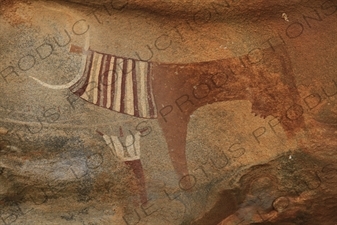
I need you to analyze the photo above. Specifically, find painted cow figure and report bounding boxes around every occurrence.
[32,44,304,200]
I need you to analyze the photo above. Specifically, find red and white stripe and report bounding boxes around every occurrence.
[70,50,157,119]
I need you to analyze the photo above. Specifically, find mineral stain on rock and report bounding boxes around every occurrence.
[193,151,337,224]
[190,189,242,225]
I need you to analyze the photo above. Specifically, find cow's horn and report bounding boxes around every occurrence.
[29,50,88,90]
[29,71,83,89]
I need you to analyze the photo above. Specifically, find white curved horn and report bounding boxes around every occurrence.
[29,64,84,89]
[30,18,90,90]
[29,46,89,89]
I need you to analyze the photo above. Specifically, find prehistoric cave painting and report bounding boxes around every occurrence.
[69,49,157,119]
[96,129,147,204]
[32,44,304,187]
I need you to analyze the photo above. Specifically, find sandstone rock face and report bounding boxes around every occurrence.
[0,0,336,224]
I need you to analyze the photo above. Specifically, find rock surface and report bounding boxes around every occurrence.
[0,0,336,224]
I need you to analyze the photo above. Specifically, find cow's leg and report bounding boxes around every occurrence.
[124,160,148,204]
[151,61,204,187]
[97,130,148,204]
[151,62,221,187]
[157,114,191,187]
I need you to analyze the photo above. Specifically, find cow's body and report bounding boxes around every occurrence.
[69,50,158,119]
[67,45,304,188]
[151,45,304,184]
